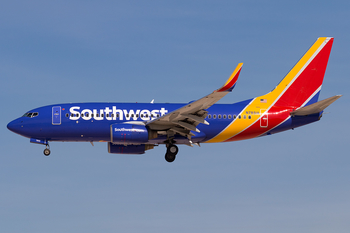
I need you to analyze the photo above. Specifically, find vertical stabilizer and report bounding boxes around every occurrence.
[269,37,334,108]
[206,38,335,143]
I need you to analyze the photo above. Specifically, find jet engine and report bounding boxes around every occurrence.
[108,143,154,154]
[110,123,149,144]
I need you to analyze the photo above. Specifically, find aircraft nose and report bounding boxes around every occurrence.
[7,119,22,134]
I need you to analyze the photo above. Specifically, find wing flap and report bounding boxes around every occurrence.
[174,121,200,133]
[169,127,195,137]
[181,114,209,125]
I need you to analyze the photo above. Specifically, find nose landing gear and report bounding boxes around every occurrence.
[165,144,178,163]
[43,144,50,156]
[29,138,51,156]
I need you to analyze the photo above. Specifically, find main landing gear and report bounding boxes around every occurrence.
[165,144,178,163]
[43,144,50,156]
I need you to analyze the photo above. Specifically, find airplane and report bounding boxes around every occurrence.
[7,37,341,162]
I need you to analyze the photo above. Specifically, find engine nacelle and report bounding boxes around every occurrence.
[108,143,154,154]
[110,123,149,144]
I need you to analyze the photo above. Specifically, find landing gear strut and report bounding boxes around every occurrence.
[165,144,178,163]
[43,144,50,156]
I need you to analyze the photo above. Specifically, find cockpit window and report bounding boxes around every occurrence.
[22,112,39,118]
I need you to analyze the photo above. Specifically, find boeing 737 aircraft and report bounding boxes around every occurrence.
[7,37,341,162]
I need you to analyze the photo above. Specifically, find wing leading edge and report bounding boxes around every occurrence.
[146,63,243,143]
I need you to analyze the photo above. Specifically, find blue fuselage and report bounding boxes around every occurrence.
[7,100,320,145]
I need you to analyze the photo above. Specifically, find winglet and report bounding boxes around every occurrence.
[216,63,243,92]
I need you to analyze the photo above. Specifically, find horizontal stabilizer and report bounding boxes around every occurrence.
[291,95,342,116]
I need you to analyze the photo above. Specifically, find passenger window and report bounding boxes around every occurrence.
[238,115,241,119]
[213,114,217,119]
[223,115,227,119]
[66,113,69,117]
[208,115,211,119]
[218,114,221,119]
[233,115,237,119]
[228,115,232,119]
[248,115,251,119]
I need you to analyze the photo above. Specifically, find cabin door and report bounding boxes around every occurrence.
[52,106,61,125]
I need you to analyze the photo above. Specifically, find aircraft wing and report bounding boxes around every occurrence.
[146,63,243,140]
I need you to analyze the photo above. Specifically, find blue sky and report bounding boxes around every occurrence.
[1,1,349,232]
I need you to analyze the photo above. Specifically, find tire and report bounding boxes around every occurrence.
[43,148,50,156]
[167,144,178,155]
[165,153,176,163]
[165,144,178,162]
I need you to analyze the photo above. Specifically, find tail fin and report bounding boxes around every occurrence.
[267,37,334,108]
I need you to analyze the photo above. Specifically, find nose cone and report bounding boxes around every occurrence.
[7,118,23,134]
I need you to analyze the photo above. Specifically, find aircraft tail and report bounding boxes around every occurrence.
[290,95,341,116]
[265,37,334,109]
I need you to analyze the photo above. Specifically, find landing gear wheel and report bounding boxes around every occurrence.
[165,144,178,163]
[165,152,176,163]
[43,148,50,156]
